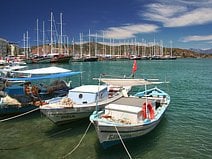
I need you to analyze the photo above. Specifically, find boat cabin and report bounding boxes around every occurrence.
[68,85,108,104]
[104,103,142,124]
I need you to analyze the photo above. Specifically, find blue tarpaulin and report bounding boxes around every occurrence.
[6,71,81,81]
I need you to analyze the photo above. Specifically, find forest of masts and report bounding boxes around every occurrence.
[22,12,173,58]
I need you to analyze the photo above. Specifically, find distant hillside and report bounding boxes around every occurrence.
[173,48,212,58]
[189,48,212,54]
[1,36,212,58]
[28,43,212,58]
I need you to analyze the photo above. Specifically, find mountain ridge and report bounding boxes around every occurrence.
[189,48,212,54]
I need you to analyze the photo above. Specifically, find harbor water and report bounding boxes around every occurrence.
[0,58,211,159]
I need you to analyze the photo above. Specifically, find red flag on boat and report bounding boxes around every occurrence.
[132,60,137,73]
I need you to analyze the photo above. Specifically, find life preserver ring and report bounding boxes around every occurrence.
[141,102,155,119]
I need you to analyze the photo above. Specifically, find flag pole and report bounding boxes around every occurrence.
[131,60,137,78]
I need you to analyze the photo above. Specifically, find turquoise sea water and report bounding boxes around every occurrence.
[0,58,211,159]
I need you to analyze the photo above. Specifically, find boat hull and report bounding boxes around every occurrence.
[0,104,38,116]
[93,115,163,148]
[40,93,123,124]
[41,106,97,124]
[83,57,98,62]
[50,56,71,63]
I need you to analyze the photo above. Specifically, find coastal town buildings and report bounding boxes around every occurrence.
[0,38,8,58]
[0,37,20,59]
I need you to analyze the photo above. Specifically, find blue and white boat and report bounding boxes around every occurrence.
[0,66,81,116]
[90,81,170,149]
[0,64,27,78]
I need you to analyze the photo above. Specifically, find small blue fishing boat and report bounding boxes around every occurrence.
[0,66,81,116]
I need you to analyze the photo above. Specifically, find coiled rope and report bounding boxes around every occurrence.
[62,122,92,159]
[114,126,132,159]
[0,107,40,122]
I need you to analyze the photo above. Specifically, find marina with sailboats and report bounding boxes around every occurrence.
[0,58,211,159]
[0,0,212,158]
[18,11,182,65]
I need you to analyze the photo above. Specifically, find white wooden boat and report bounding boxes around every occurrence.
[90,86,170,148]
[40,84,128,124]
[0,65,27,78]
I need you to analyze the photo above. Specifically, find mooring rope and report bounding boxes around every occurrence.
[62,122,92,159]
[114,126,132,159]
[0,107,40,122]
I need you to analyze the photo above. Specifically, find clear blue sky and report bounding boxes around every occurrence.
[0,0,211,49]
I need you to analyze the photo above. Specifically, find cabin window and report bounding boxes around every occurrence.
[100,92,103,98]
[79,94,83,99]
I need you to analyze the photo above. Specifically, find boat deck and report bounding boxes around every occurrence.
[112,97,152,107]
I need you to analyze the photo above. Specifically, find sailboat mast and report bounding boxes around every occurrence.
[89,29,91,57]
[80,33,83,58]
[153,37,156,56]
[102,31,105,56]
[50,12,53,54]
[26,31,29,59]
[160,40,163,56]
[124,40,126,57]
[60,13,63,54]
[23,33,26,58]
[137,41,140,56]
[72,38,75,56]
[134,38,137,55]
[112,38,114,55]
[42,21,45,55]
[66,36,69,55]
[95,33,97,57]
[36,19,39,56]
[109,38,111,57]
